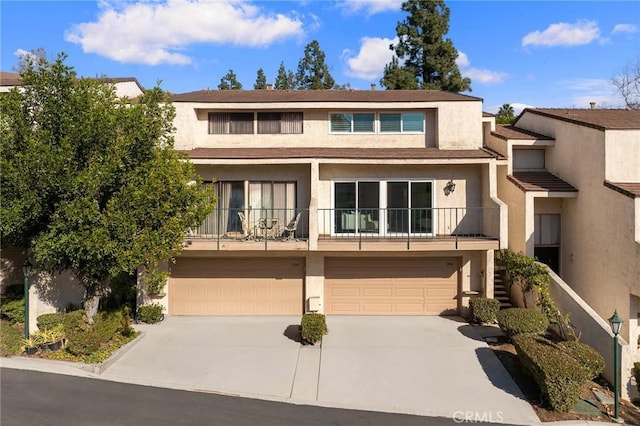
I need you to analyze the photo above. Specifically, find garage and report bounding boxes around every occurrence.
[169,258,304,315]
[324,258,459,315]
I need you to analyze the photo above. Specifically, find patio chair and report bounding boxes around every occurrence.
[281,212,302,241]
[237,211,254,239]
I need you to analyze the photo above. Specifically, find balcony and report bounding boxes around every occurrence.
[184,207,500,251]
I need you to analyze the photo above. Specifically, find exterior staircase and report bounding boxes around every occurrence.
[494,269,513,309]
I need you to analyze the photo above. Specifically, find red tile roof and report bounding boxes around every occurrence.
[492,125,554,141]
[520,108,640,130]
[171,89,482,103]
[604,181,640,198]
[182,147,500,160]
[508,171,578,193]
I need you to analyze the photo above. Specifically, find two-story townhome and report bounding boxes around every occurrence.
[142,88,507,318]
[487,107,640,385]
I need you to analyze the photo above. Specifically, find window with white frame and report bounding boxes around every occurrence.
[329,113,375,133]
[379,112,424,133]
[333,180,433,234]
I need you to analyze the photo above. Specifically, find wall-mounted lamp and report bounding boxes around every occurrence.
[444,180,456,196]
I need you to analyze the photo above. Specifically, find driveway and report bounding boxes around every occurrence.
[98,315,539,424]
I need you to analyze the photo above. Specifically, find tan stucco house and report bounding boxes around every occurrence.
[138,88,507,317]
[487,107,640,352]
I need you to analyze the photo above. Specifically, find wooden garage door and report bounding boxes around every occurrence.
[170,258,304,315]
[325,258,459,315]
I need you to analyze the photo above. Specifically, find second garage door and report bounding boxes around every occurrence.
[325,258,459,315]
[169,258,304,315]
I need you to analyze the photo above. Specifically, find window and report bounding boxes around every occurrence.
[257,112,303,134]
[379,112,424,133]
[330,113,375,133]
[333,180,433,234]
[208,113,254,134]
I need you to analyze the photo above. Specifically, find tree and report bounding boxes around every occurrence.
[295,40,335,90]
[274,61,296,90]
[611,57,639,109]
[0,52,215,321]
[218,69,242,90]
[381,0,471,92]
[254,68,267,90]
[496,103,516,124]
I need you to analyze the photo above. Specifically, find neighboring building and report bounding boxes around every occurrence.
[487,107,640,354]
[0,72,22,92]
[139,88,507,317]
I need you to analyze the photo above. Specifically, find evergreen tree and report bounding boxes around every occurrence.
[274,62,296,90]
[218,69,243,90]
[380,57,418,90]
[295,40,335,90]
[254,68,267,90]
[381,0,471,92]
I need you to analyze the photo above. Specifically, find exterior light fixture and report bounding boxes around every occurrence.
[444,180,456,196]
[22,258,33,339]
[608,310,623,422]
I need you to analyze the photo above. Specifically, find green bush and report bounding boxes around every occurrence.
[37,313,66,330]
[137,303,164,324]
[512,334,589,412]
[300,313,328,345]
[497,308,549,337]
[469,297,501,324]
[0,323,23,356]
[0,298,24,324]
[558,341,604,379]
[63,310,89,335]
[66,330,102,356]
[93,311,122,342]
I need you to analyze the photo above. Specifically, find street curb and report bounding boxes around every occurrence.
[95,330,146,374]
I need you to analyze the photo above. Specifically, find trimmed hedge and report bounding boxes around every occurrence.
[37,313,66,330]
[0,323,23,356]
[137,303,164,324]
[512,335,589,412]
[558,341,604,380]
[497,308,549,337]
[0,298,24,324]
[300,313,328,345]
[469,297,501,324]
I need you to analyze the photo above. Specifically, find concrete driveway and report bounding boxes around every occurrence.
[97,315,539,424]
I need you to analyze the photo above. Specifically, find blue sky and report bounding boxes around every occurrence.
[2,1,639,113]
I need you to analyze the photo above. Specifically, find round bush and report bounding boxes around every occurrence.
[300,313,328,345]
[558,341,605,379]
[497,307,549,337]
[66,331,102,356]
[37,313,66,330]
[137,303,164,324]
[469,297,501,324]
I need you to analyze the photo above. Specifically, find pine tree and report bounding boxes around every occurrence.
[254,68,267,90]
[295,40,335,90]
[218,69,243,90]
[274,62,296,90]
[381,0,471,92]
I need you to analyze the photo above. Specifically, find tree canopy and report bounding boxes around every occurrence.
[254,68,267,90]
[496,103,516,124]
[611,56,639,109]
[0,52,215,319]
[274,62,296,90]
[381,0,471,92]
[295,40,335,90]
[218,69,243,90]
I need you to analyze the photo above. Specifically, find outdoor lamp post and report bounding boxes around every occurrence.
[608,310,623,421]
[22,258,33,339]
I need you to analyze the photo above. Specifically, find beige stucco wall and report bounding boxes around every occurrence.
[497,165,526,254]
[604,129,640,182]
[114,81,143,99]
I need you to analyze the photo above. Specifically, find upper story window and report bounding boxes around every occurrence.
[330,113,375,133]
[209,112,253,134]
[257,112,303,134]
[379,112,424,133]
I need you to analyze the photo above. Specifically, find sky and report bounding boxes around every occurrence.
[1,0,639,113]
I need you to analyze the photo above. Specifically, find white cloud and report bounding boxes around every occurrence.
[522,20,600,47]
[339,0,402,16]
[13,48,31,59]
[457,51,508,85]
[344,36,396,80]
[558,78,623,108]
[65,0,304,65]
[612,23,638,34]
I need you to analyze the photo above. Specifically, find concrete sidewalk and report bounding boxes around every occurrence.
[0,316,612,425]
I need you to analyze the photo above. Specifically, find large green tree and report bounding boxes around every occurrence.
[254,68,267,90]
[381,0,471,92]
[218,69,243,90]
[295,40,335,90]
[0,52,215,321]
[274,62,296,90]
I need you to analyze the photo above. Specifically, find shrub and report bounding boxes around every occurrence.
[0,298,24,324]
[497,308,549,337]
[63,310,89,335]
[300,313,327,345]
[558,341,604,379]
[469,297,501,324]
[66,331,102,356]
[37,313,66,330]
[137,303,164,324]
[93,311,122,342]
[0,323,23,356]
[512,334,589,412]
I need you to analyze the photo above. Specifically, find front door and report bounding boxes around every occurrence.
[534,214,560,273]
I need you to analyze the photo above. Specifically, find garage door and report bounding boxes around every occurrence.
[325,258,459,315]
[169,258,304,315]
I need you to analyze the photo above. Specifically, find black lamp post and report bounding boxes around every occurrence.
[608,310,623,422]
[22,259,33,339]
